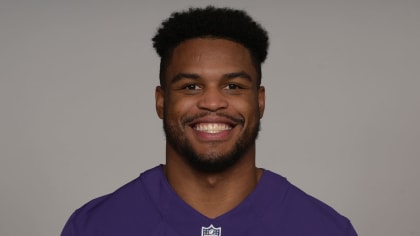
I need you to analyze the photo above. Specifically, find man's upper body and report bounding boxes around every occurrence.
[62,166,357,236]
[62,6,357,235]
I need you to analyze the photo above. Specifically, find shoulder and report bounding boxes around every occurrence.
[61,166,164,236]
[256,170,357,235]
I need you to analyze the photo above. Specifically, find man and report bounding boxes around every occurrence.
[62,6,357,236]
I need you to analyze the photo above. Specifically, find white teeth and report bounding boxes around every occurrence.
[194,123,232,133]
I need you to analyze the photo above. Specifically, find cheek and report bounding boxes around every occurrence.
[232,96,260,117]
[166,97,197,119]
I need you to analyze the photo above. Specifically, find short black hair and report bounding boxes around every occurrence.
[152,6,269,87]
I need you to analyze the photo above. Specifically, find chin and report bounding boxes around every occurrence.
[183,146,245,173]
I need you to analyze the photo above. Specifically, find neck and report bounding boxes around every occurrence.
[164,144,262,219]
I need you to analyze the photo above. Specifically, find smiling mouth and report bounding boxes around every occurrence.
[194,123,232,133]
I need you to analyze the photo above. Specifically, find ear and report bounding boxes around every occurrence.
[155,86,164,119]
[258,86,265,118]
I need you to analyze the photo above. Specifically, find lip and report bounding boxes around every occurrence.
[192,126,233,141]
[187,116,239,141]
[190,116,236,126]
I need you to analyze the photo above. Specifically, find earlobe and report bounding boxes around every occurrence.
[155,86,164,119]
[258,86,265,118]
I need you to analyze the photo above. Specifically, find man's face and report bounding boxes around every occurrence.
[156,38,265,173]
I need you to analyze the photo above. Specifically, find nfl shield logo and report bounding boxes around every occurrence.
[201,224,221,236]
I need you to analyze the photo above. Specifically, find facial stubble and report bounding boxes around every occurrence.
[163,111,260,173]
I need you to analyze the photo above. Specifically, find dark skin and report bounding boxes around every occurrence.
[155,38,265,218]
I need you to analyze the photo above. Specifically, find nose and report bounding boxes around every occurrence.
[197,87,228,112]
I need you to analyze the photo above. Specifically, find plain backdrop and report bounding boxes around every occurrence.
[1,0,419,235]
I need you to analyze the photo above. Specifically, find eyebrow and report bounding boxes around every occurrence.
[170,71,253,84]
[223,71,253,82]
[170,73,201,84]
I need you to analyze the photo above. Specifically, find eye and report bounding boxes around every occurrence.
[184,84,201,90]
[224,84,241,90]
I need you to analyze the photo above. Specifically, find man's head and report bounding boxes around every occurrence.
[153,6,269,173]
[152,6,269,88]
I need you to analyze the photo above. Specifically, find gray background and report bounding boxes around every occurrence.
[1,0,419,235]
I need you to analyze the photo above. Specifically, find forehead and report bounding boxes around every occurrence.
[165,38,257,82]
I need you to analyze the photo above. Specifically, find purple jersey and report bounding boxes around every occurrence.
[62,165,357,235]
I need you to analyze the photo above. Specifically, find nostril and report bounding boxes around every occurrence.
[197,91,228,111]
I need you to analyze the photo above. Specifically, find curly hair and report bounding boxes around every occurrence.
[152,6,269,87]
